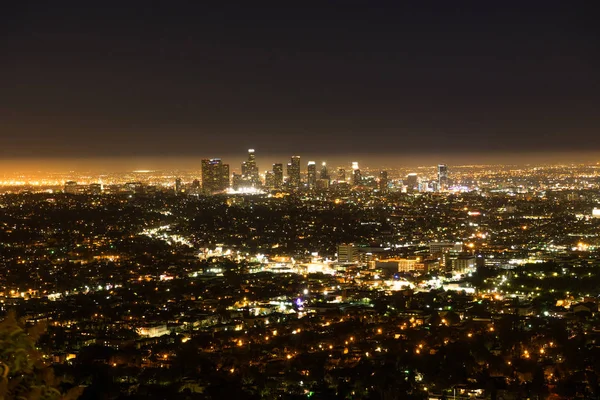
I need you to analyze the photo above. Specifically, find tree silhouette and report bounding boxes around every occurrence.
[0,311,82,400]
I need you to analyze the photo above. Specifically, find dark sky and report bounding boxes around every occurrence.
[1,2,599,160]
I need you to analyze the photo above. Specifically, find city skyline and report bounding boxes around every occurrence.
[3,3,600,399]
[3,150,600,176]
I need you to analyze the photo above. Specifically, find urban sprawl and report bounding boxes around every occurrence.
[2,150,600,399]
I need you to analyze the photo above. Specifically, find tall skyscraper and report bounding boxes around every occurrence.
[175,178,182,194]
[273,163,284,189]
[242,149,260,187]
[307,161,317,188]
[320,162,330,181]
[438,164,449,191]
[264,171,275,189]
[287,156,301,189]
[231,172,243,190]
[352,162,362,186]
[201,158,230,193]
[190,179,200,195]
[379,171,388,192]
[406,173,418,191]
[337,168,346,182]
[222,163,230,190]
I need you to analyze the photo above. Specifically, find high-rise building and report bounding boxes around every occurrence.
[222,164,230,190]
[287,156,301,189]
[406,173,418,191]
[320,162,330,182]
[307,161,317,188]
[175,178,182,194]
[379,171,388,192]
[438,164,449,191]
[337,168,346,182]
[190,179,200,195]
[451,255,476,274]
[64,181,79,194]
[264,171,275,189]
[242,149,260,187]
[273,163,284,189]
[201,158,230,193]
[231,172,243,190]
[352,162,362,186]
[338,244,359,263]
[89,183,102,195]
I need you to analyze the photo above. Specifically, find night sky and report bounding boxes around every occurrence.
[1,2,599,164]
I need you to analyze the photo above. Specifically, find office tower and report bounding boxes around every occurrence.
[222,163,230,190]
[287,156,301,189]
[175,178,182,194]
[316,178,330,190]
[337,168,346,182]
[125,182,144,194]
[438,164,449,191]
[201,158,230,193]
[89,183,102,195]
[265,171,275,189]
[352,162,362,186]
[320,162,330,182]
[307,161,317,188]
[231,172,243,190]
[272,163,284,189]
[379,170,388,192]
[242,149,260,187]
[64,181,78,194]
[190,179,200,194]
[406,173,418,191]
[337,244,359,262]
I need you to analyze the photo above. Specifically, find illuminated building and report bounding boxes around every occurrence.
[241,149,260,187]
[307,161,317,188]
[337,168,346,182]
[337,244,359,262]
[379,170,388,192]
[320,162,330,182]
[125,182,144,194]
[64,181,79,194]
[265,171,275,189]
[89,183,102,195]
[451,255,476,273]
[287,156,301,189]
[352,162,362,186]
[136,324,170,338]
[272,163,283,189]
[438,164,449,191]
[373,257,436,273]
[221,164,230,191]
[201,158,230,193]
[429,242,463,255]
[190,179,200,195]
[406,173,418,191]
[175,178,182,194]
[231,173,243,190]
[316,178,330,190]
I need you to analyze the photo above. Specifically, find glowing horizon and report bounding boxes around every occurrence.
[1,150,600,177]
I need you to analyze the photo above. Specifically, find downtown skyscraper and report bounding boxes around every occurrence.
[287,156,301,189]
[307,161,317,188]
[201,159,230,193]
[241,149,260,187]
[438,164,449,191]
